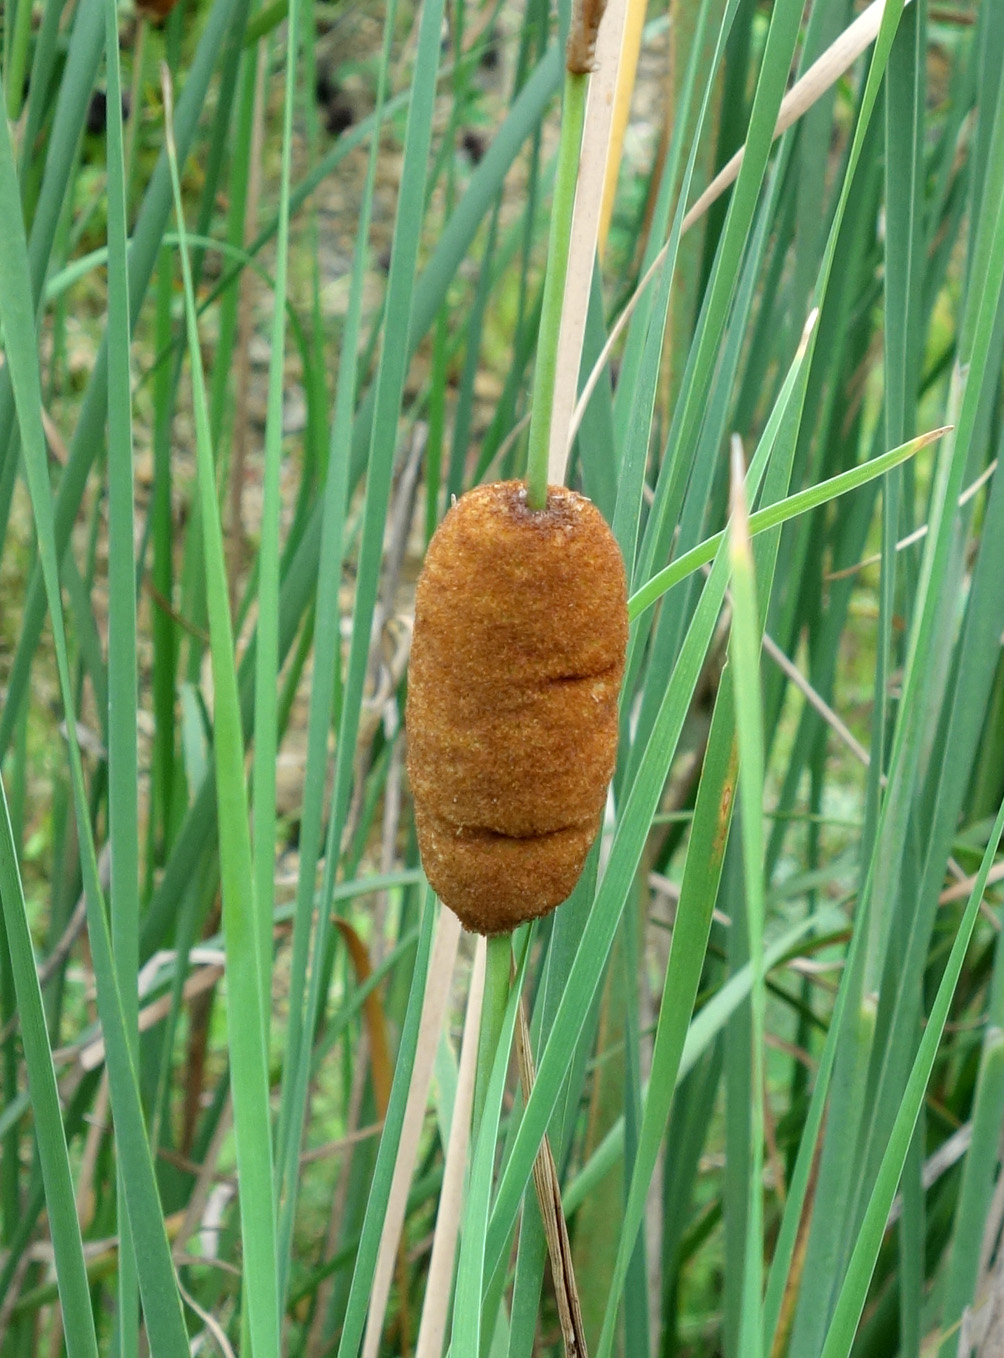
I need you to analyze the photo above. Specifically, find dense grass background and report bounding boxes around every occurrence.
[1,0,1003,1354]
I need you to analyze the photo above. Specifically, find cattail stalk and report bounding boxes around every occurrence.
[418,0,615,1236]
[525,0,609,509]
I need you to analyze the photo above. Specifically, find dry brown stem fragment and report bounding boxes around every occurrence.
[567,0,609,73]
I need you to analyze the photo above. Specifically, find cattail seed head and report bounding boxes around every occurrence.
[406,480,627,934]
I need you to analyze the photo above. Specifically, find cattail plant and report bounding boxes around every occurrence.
[403,10,624,1348]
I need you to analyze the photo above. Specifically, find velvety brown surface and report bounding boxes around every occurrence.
[406,480,627,934]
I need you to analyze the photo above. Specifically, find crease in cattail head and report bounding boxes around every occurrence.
[566,0,609,73]
[406,480,627,935]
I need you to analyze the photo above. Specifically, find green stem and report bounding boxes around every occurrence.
[5,0,34,122]
[525,69,588,510]
[473,934,513,1144]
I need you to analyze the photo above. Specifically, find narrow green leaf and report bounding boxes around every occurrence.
[103,0,141,1347]
[252,0,300,1029]
[820,799,1004,1358]
[0,65,189,1358]
[727,445,768,1358]
[0,784,97,1354]
[274,0,400,1300]
[162,66,279,1357]
[628,427,948,622]
[594,665,737,1352]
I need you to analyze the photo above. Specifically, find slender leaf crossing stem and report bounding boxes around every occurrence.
[525,71,587,508]
[104,0,140,1349]
[474,934,514,1144]
[728,445,767,1358]
[627,427,947,621]
[163,66,280,1358]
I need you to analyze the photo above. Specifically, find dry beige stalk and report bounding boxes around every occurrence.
[76,1072,109,1231]
[414,936,486,1358]
[568,0,910,452]
[360,907,462,1358]
[825,458,997,581]
[939,861,1004,907]
[683,0,908,231]
[178,1278,238,1357]
[761,631,871,771]
[960,1243,1004,1357]
[67,959,225,1073]
[172,1093,234,1265]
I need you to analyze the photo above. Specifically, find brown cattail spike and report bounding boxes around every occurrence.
[406,481,627,935]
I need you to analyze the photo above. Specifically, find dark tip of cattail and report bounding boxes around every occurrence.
[406,480,627,935]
